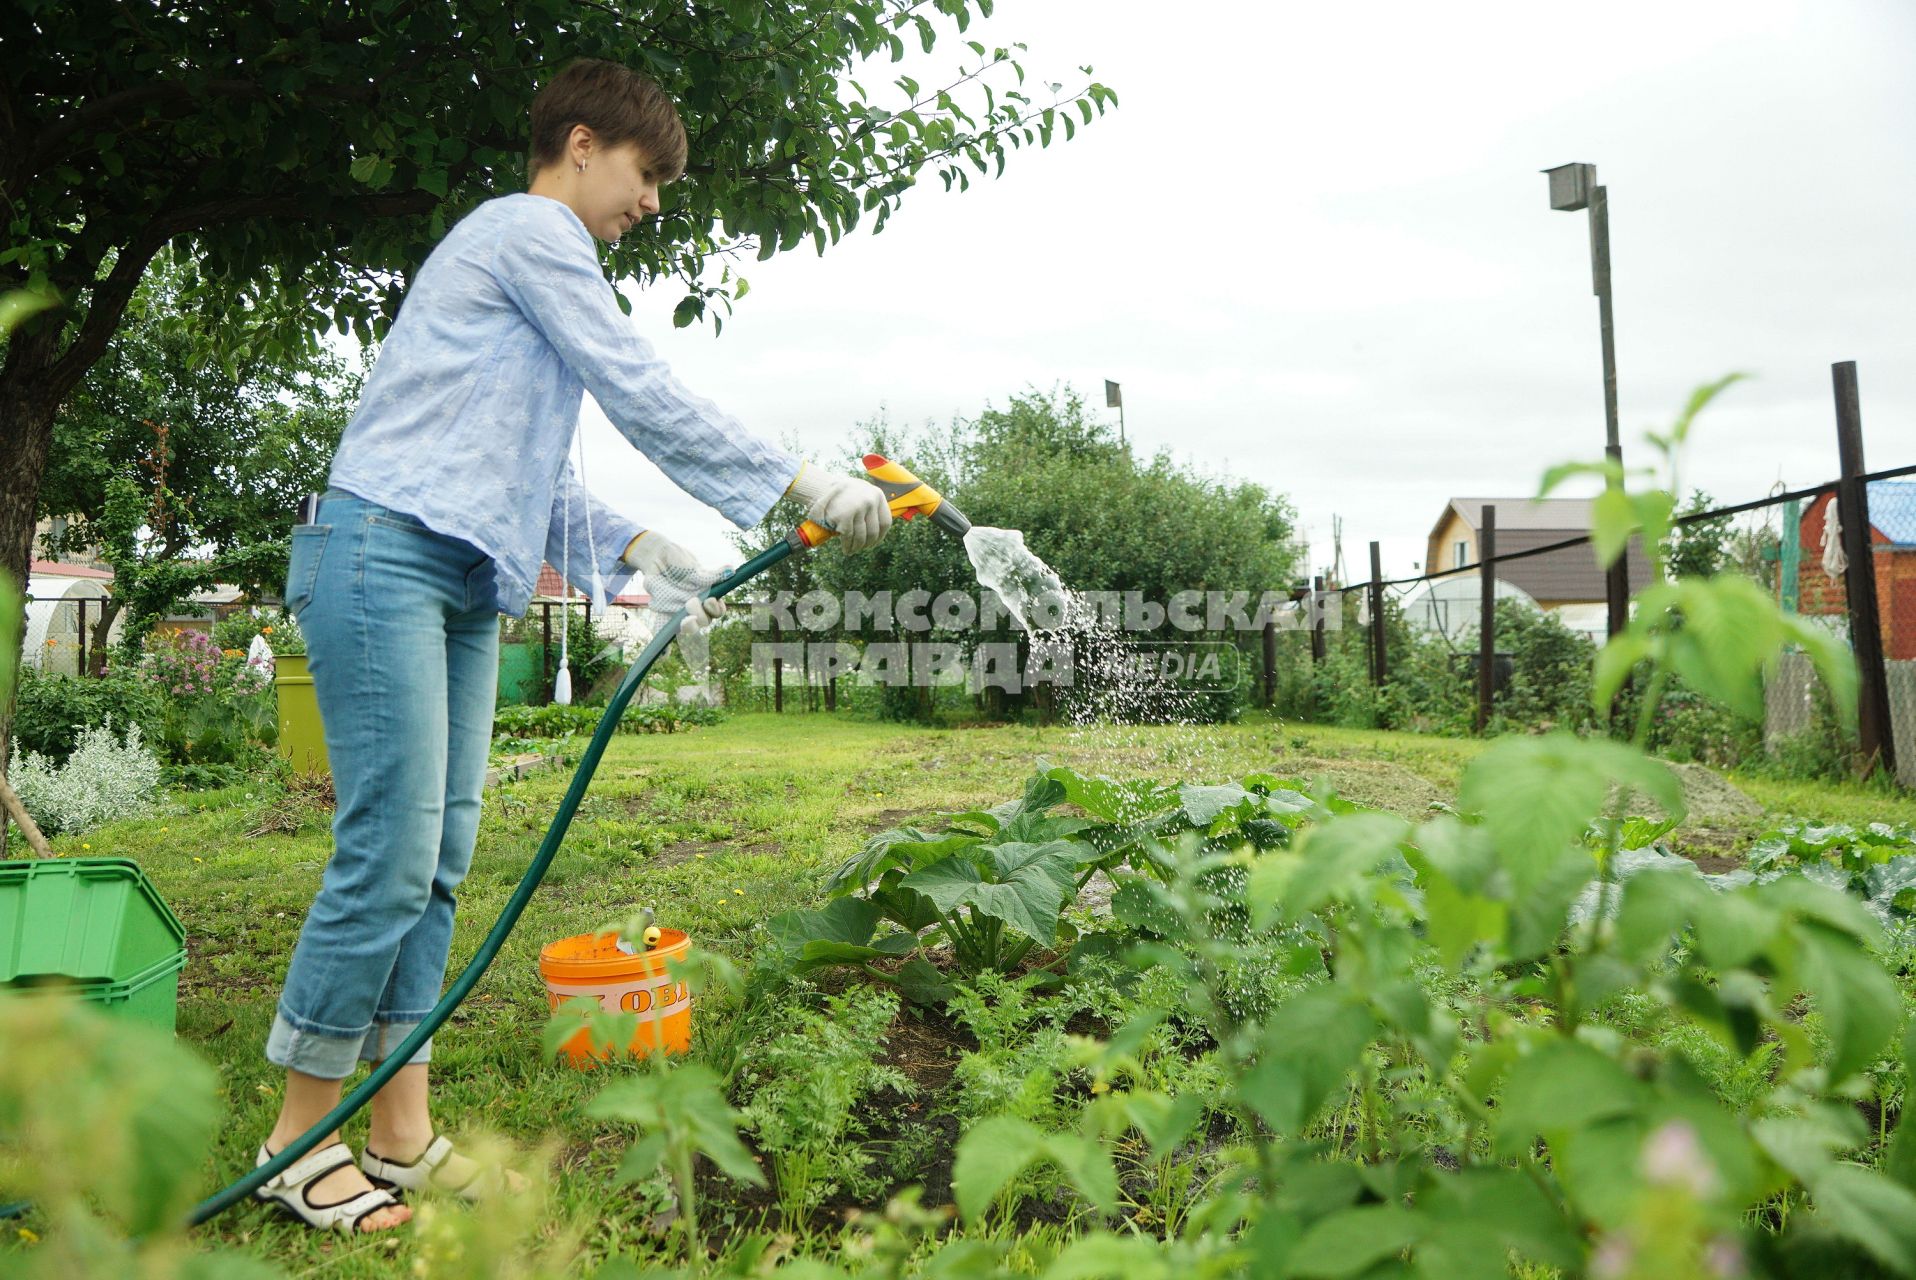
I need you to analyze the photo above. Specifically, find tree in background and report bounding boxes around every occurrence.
[1666,488,1734,579]
[810,388,1300,722]
[38,255,356,653]
[1,0,1113,744]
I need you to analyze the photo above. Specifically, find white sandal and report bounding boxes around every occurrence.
[361,1134,486,1200]
[254,1142,406,1234]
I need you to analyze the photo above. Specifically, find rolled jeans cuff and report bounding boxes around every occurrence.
[266,1009,433,1079]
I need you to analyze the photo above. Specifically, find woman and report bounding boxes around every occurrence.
[253,59,891,1234]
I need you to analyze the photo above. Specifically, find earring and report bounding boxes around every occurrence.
[576,161,586,173]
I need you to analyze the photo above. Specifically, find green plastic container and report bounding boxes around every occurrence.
[0,857,188,1032]
[274,652,331,777]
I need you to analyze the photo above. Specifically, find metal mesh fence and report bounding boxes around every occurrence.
[1270,465,1916,786]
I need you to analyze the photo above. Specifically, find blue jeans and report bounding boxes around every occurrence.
[266,489,501,1079]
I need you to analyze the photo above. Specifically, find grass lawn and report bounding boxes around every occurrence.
[11,710,1914,1273]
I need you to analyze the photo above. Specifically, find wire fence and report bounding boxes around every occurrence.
[1273,461,1916,788]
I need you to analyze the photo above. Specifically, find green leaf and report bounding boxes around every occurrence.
[1493,1040,1643,1155]
[1590,486,1636,570]
[1110,875,1182,937]
[1111,1091,1202,1159]
[1802,1165,1916,1275]
[1266,812,1410,926]
[767,897,879,957]
[898,853,985,912]
[1040,1131,1118,1214]
[828,826,982,893]
[1669,372,1749,447]
[1591,629,1648,716]
[1461,734,1682,895]
[1420,1167,1581,1271]
[1178,782,1252,825]
[966,876,1064,942]
[1240,987,1379,1134]
[1043,1234,1172,1280]
[1537,457,1624,497]
[1781,610,1860,734]
[588,1065,765,1188]
[953,1114,1047,1221]
[1790,919,1901,1083]
[542,994,605,1060]
[1045,765,1175,822]
[1287,1204,1424,1277]
[614,1131,668,1183]
[892,955,957,1006]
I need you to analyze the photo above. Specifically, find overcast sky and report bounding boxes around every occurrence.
[570,0,1916,586]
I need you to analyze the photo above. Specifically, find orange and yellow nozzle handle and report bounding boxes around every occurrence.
[788,453,973,549]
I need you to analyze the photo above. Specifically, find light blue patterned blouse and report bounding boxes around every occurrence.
[328,192,801,617]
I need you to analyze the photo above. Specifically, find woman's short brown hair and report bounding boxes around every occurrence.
[528,59,688,182]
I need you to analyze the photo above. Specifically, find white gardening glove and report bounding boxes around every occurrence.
[623,531,730,637]
[788,462,893,552]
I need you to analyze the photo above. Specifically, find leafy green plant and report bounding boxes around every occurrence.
[735,986,913,1221]
[7,665,166,765]
[0,995,287,1279]
[491,700,723,740]
[770,765,1319,1004]
[583,1064,764,1262]
[948,973,1088,1130]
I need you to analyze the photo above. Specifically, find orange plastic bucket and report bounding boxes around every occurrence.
[538,928,693,1068]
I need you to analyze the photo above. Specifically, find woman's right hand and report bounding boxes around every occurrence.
[787,462,893,552]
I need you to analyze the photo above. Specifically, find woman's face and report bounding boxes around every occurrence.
[573,134,664,242]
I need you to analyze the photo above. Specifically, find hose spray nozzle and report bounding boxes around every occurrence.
[789,453,973,549]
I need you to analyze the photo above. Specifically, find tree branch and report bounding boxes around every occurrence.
[0,775,55,859]
[20,78,383,193]
[40,189,437,403]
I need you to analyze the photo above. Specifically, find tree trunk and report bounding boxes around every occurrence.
[90,597,122,672]
[1,338,64,771]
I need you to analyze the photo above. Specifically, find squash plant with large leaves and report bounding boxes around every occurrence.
[768,764,1323,1003]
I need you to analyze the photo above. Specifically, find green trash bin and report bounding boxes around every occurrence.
[0,857,188,1033]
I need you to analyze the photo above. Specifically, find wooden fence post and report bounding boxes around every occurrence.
[1476,506,1497,735]
[771,616,784,712]
[1309,575,1326,665]
[540,601,552,705]
[1261,614,1277,707]
[1368,541,1387,687]
[1832,361,1897,780]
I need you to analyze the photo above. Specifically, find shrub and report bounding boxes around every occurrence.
[490,701,723,739]
[7,718,163,836]
[212,606,301,657]
[9,665,166,764]
[1492,597,1598,731]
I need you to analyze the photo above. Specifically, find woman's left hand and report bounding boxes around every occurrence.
[623,531,730,635]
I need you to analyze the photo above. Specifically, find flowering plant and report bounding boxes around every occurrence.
[141,628,222,698]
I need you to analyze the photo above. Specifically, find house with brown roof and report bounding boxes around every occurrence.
[1425,497,1652,637]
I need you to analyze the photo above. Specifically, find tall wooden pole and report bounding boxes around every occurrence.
[1832,362,1897,780]
[1591,186,1630,643]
